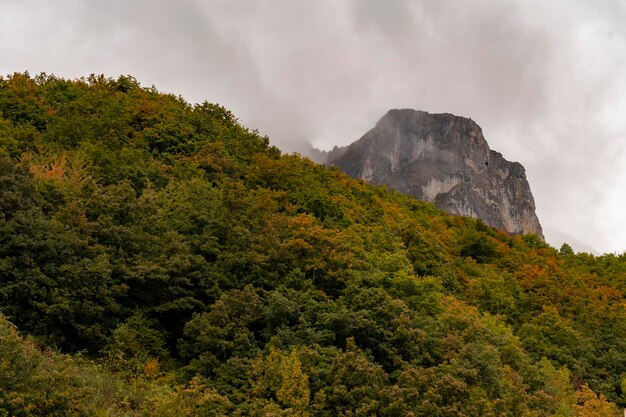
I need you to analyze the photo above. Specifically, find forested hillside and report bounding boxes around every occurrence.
[1,73,626,416]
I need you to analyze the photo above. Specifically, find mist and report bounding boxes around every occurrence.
[1,0,626,253]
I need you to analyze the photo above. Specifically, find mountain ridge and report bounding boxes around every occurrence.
[2,73,626,416]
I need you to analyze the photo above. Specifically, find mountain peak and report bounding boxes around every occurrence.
[327,109,544,238]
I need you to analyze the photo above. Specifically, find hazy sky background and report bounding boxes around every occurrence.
[2,0,626,254]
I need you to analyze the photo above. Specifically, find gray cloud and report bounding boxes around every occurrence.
[1,0,626,253]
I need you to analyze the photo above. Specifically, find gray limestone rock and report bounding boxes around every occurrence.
[325,109,544,238]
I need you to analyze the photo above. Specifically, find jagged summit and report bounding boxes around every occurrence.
[325,109,544,238]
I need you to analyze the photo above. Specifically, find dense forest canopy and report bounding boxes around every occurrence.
[1,73,626,416]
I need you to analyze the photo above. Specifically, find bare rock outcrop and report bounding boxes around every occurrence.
[326,109,543,238]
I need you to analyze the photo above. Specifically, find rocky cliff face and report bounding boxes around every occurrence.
[326,109,544,238]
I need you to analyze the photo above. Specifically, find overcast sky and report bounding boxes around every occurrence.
[2,0,626,254]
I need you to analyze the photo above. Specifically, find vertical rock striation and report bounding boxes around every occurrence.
[327,109,544,238]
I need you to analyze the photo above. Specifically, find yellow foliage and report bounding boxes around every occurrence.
[574,385,621,417]
[251,348,311,416]
[143,357,160,379]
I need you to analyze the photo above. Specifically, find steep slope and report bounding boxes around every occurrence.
[328,109,544,238]
[2,73,626,416]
